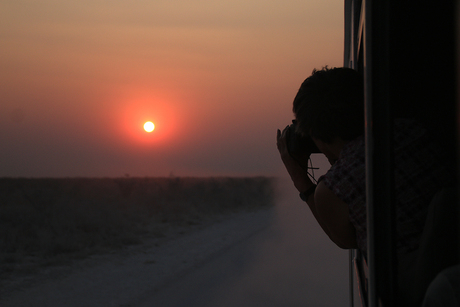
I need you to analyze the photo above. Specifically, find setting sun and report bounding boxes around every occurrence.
[143,121,155,132]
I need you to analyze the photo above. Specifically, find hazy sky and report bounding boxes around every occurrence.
[1,0,344,177]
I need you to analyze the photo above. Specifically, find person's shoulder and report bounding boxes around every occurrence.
[339,135,365,162]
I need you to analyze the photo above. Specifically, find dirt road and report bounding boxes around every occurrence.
[0,179,349,306]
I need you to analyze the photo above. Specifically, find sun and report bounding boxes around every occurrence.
[143,121,155,132]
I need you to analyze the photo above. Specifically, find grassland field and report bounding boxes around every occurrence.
[0,176,275,278]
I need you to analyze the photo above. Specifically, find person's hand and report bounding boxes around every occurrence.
[277,126,314,193]
[276,126,291,161]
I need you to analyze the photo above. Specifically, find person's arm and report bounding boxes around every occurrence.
[277,127,357,249]
[313,182,357,248]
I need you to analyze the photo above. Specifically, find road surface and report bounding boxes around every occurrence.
[0,179,349,306]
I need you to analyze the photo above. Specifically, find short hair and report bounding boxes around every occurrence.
[293,67,364,143]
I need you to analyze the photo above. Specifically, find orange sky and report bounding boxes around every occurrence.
[0,0,343,177]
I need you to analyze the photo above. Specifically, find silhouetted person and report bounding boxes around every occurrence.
[276,67,455,306]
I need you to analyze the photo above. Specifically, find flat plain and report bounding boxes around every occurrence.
[0,177,274,281]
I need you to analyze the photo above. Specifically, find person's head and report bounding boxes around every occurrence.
[293,67,364,143]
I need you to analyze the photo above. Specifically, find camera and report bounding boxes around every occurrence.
[286,120,321,157]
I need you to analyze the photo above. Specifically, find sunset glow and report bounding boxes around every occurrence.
[144,121,155,132]
[0,0,344,177]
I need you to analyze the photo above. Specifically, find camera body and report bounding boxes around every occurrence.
[286,120,321,157]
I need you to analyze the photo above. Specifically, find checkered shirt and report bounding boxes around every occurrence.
[319,119,454,255]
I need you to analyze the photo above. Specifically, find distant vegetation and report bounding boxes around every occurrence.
[0,176,274,275]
